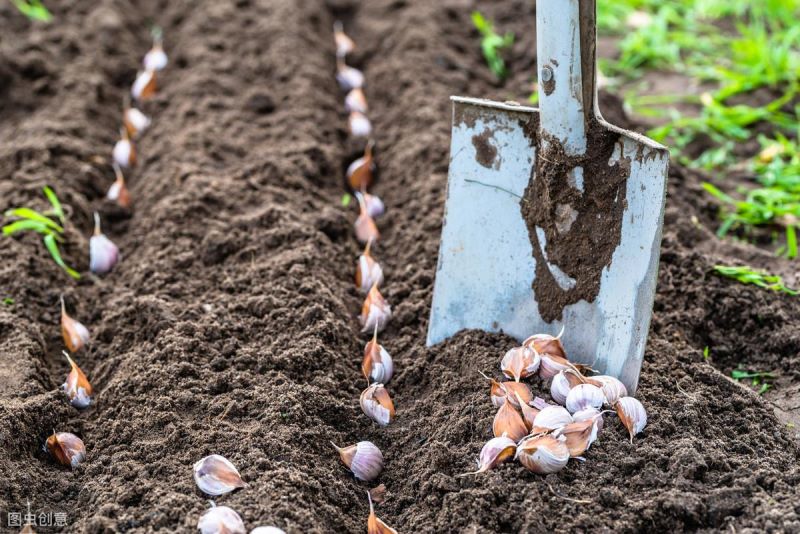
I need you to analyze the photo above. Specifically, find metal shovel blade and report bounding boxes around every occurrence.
[426,0,669,393]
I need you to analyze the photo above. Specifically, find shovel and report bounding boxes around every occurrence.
[427,0,669,393]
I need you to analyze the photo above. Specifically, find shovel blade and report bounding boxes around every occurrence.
[427,97,668,394]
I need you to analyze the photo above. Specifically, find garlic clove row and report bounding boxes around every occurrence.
[46,431,85,468]
[367,490,397,534]
[565,383,605,414]
[459,435,516,476]
[360,284,391,334]
[615,396,647,443]
[60,296,90,352]
[193,454,246,496]
[515,434,570,474]
[492,397,528,442]
[197,504,246,534]
[62,351,92,409]
[362,326,393,384]
[500,346,540,382]
[89,212,120,275]
[360,383,395,427]
[332,441,384,482]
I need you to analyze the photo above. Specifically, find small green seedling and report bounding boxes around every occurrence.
[3,187,80,279]
[713,264,797,295]
[702,346,710,360]
[10,0,52,21]
[2,297,14,306]
[341,193,352,208]
[731,368,774,395]
[471,11,514,80]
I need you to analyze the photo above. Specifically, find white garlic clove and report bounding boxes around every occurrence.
[362,327,393,384]
[345,87,368,114]
[500,346,540,382]
[62,351,92,409]
[573,407,605,432]
[360,284,391,334]
[349,111,372,138]
[360,383,395,427]
[347,141,375,191]
[480,371,532,409]
[143,45,168,71]
[123,107,151,138]
[531,405,572,433]
[565,383,605,414]
[356,240,384,293]
[364,192,385,219]
[336,63,364,91]
[549,370,572,406]
[89,213,120,275]
[46,431,86,468]
[107,163,131,208]
[332,441,384,482]
[523,330,566,359]
[60,296,90,352]
[197,504,246,534]
[492,397,528,442]
[516,434,570,474]
[553,418,599,457]
[354,192,380,244]
[531,397,550,410]
[251,528,287,534]
[615,396,647,443]
[538,353,574,380]
[131,69,157,101]
[591,375,628,405]
[193,455,246,496]
[459,435,516,476]
[333,21,355,58]
[112,129,136,168]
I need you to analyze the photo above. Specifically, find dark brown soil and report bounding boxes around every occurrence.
[1,0,799,533]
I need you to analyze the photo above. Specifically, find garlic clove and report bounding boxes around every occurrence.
[500,346,540,382]
[538,353,574,380]
[143,44,168,72]
[89,212,120,275]
[573,407,605,431]
[363,192,385,219]
[356,239,384,293]
[332,441,384,482]
[615,396,647,443]
[107,163,131,208]
[46,431,85,468]
[591,375,628,405]
[531,397,550,410]
[549,370,572,406]
[513,391,539,431]
[62,351,92,409]
[367,490,398,534]
[197,504,246,534]
[347,140,375,191]
[336,61,364,91]
[349,111,372,138]
[251,528,287,534]
[515,434,570,474]
[113,128,136,168]
[553,418,599,457]
[354,192,380,244]
[531,405,572,433]
[362,326,393,384]
[123,106,151,138]
[492,397,528,442]
[565,383,605,414]
[360,284,391,334]
[193,454,246,496]
[360,383,395,427]
[479,371,532,409]
[523,329,567,359]
[131,69,157,101]
[345,87,368,114]
[334,21,355,58]
[60,296,90,352]
[458,435,516,476]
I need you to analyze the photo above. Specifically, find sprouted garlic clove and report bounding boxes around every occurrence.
[347,140,375,191]
[360,383,395,427]
[362,325,393,384]
[360,284,391,334]
[197,503,246,534]
[46,431,85,468]
[515,434,570,474]
[123,106,151,138]
[107,163,131,208]
[89,212,120,275]
[113,127,136,168]
[615,396,647,443]
[565,383,605,414]
[458,435,516,476]
[62,351,92,409]
[367,490,398,534]
[356,239,384,293]
[500,345,540,382]
[131,69,157,101]
[60,296,90,352]
[336,60,364,91]
[492,397,528,442]
[345,87,368,114]
[354,192,380,244]
[193,454,246,496]
[332,441,384,482]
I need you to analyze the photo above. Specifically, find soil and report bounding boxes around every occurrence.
[1,0,799,533]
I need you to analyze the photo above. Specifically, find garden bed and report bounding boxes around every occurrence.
[1,0,799,532]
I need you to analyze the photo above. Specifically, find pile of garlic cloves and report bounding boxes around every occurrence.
[465,330,648,477]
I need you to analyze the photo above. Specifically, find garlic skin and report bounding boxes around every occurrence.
[492,397,528,442]
[615,396,647,443]
[345,88,368,114]
[107,163,131,208]
[591,375,628,405]
[123,107,151,138]
[89,213,120,275]
[550,370,572,405]
[197,505,246,534]
[516,434,570,474]
[334,21,355,58]
[336,62,364,91]
[565,384,605,414]
[193,454,246,496]
[131,69,157,101]
[332,441,384,482]
[362,327,393,384]
[531,405,572,433]
[514,391,539,431]
[349,111,372,138]
[360,284,391,334]
[356,240,384,293]
[347,141,375,191]
[360,383,395,427]
[459,435,517,476]
[251,528,287,534]
[62,351,92,409]
[363,192,385,219]
[143,45,168,71]
[60,296,90,352]
[46,431,85,468]
[553,418,600,457]
[113,129,136,168]
[500,346,540,382]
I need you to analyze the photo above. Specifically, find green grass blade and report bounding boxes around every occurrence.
[43,234,80,279]
[42,186,64,224]
[11,0,52,22]
[786,225,798,259]
[4,208,63,233]
[2,219,53,236]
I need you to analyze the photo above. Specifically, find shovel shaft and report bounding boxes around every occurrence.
[536,0,596,156]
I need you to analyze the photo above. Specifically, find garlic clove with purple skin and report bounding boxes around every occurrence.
[363,192,385,219]
[89,212,120,275]
[349,111,372,138]
[193,454,246,496]
[515,434,570,474]
[332,441,384,482]
[197,504,246,534]
[46,431,86,468]
[550,370,572,405]
[615,396,647,443]
[356,239,384,293]
[458,435,516,476]
[112,128,136,168]
[347,140,375,191]
[336,60,364,91]
[565,383,605,414]
[523,328,567,359]
[531,405,572,433]
[492,397,528,442]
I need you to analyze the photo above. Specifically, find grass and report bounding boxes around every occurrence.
[731,368,775,394]
[10,0,51,21]
[713,265,797,295]
[2,187,80,279]
[471,11,514,81]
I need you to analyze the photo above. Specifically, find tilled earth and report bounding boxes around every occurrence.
[1,0,799,532]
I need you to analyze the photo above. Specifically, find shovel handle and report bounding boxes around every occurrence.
[536,0,597,157]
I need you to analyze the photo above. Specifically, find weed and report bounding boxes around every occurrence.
[471,11,514,80]
[713,264,797,295]
[731,368,774,394]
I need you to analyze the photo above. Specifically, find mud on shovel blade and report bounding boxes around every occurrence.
[426,0,669,393]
